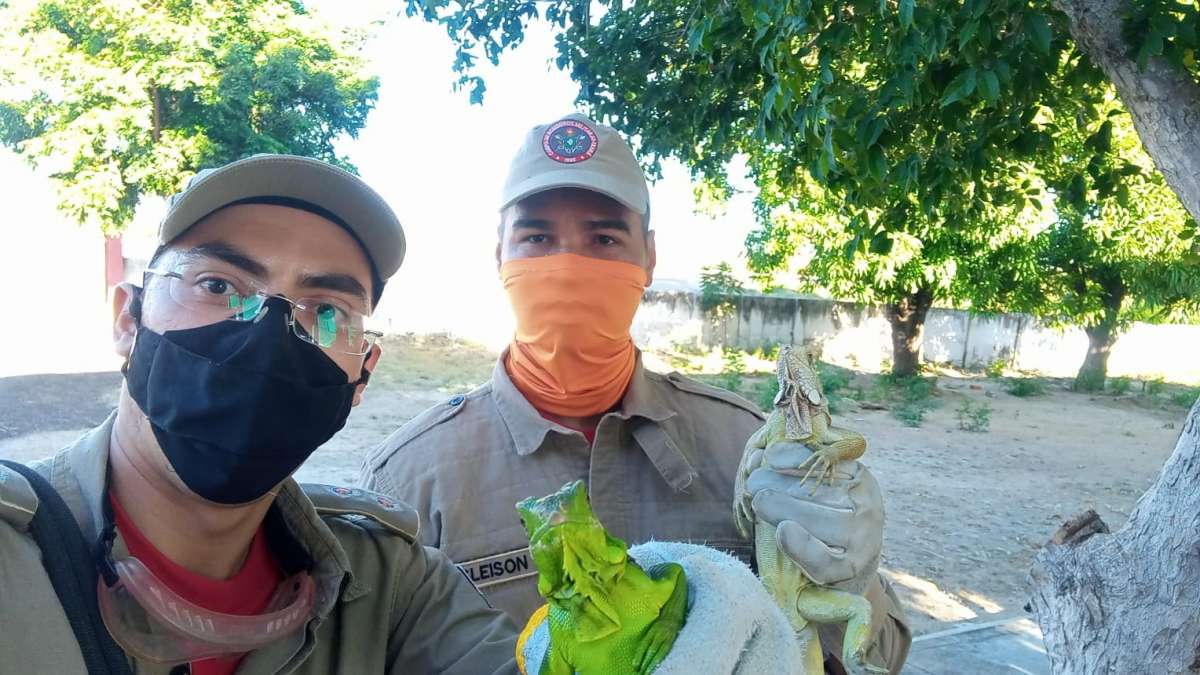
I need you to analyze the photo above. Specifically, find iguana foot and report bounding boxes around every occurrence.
[795,450,837,491]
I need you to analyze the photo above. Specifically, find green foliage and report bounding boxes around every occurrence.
[754,378,779,413]
[1004,377,1047,397]
[699,262,745,315]
[955,398,992,432]
[1109,376,1134,395]
[893,402,928,428]
[818,362,854,399]
[717,346,747,392]
[1124,0,1200,81]
[1171,387,1200,408]
[409,0,1089,320]
[985,358,1007,379]
[1142,376,1168,396]
[884,373,937,404]
[409,0,1199,383]
[0,0,378,233]
[998,100,1200,334]
[754,343,782,363]
[1074,367,1107,393]
[878,373,936,427]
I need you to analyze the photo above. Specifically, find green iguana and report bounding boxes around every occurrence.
[515,480,688,675]
[734,344,884,674]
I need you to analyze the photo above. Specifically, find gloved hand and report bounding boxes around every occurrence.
[744,441,884,594]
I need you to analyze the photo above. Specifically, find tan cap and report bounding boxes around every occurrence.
[159,154,406,280]
[500,113,650,222]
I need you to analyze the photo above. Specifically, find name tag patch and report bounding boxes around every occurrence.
[458,548,539,588]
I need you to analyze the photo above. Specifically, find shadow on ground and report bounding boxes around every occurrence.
[0,371,121,439]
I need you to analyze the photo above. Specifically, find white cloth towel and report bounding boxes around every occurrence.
[519,541,802,674]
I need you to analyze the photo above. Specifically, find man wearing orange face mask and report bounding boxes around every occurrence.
[361,114,910,673]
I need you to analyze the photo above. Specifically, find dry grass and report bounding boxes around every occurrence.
[369,333,497,393]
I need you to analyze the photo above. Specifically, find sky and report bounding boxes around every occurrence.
[0,1,760,361]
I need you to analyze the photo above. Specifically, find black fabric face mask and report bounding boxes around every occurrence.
[125,298,361,504]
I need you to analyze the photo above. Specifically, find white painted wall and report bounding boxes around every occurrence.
[632,289,1200,383]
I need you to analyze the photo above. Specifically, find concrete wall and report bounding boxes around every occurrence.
[632,289,1200,382]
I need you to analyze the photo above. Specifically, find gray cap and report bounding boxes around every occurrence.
[159,154,406,280]
[500,113,650,222]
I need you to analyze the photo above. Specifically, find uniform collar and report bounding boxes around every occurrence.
[491,349,677,457]
[50,412,356,619]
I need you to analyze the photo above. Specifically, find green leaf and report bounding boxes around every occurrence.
[1136,30,1164,70]
[868,145,888,180]
[899,0,914,31]
[940,68,977,107]
[870,230,893,255]
[979,70,1000,103]
[844,232,863,260]
[959,20,979,48]
[822,125,838,172]
[1024,12,1052,55]
[763,84,779,120]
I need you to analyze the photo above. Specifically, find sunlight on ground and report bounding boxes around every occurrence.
[883,569,1008,626]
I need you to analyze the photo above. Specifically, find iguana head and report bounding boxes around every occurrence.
[516,480,628,641]
[775,343,823,406]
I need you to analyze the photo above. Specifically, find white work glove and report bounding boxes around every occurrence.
[744,441,884,594]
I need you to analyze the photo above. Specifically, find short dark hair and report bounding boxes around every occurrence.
[145,197,385,308]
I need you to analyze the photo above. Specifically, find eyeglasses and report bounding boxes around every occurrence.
[143,267,382,356]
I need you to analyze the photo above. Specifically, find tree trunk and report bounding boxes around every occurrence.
[1029,398,1200,673]
[1073,275,1125,392]
[150,85,161,143]
[885,287,933,378]
[1074,323,1117,392]
[1054,0,1200,225]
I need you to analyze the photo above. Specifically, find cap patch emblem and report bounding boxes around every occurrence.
[543,119,599,164]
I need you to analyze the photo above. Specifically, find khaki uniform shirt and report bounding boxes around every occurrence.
[361,355,911,673]
[0,414,519,674]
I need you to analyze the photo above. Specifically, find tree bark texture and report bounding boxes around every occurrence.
[1029,398,1200,674]
[1055,0,1200,225]
[885,287,933,378]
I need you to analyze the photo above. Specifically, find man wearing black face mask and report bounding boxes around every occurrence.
[0,154,519,674]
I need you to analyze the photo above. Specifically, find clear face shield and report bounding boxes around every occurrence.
[94,510,315,663]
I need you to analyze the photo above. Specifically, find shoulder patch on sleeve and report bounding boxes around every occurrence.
[0,463,38,532]
[301,483,420,543]
[361,383,488,476]
[662,371,767,420]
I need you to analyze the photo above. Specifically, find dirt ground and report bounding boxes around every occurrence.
[0,334,1191,636]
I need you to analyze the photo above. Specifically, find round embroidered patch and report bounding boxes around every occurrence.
[377,496,397,510]
[542,119,599,164]
[332,486,354,496]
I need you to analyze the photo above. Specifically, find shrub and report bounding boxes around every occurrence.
[755,379,779,412]
[717,346,746,392]
[754,344,782,362]
[1108,376,1133,395]
[956,399,992,432]
[893,403,927,428]
[818,363,854,398]
[985,359,1006,379]
[1142,376,1167,397]
[1004,378,1046,397]
[1171,388,1200,408]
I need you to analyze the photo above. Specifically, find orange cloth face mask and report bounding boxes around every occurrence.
[502,253,647,418]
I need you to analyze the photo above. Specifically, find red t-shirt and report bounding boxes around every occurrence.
[110,495,283,675]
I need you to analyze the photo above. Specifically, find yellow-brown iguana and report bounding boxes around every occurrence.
[734,344,883,674]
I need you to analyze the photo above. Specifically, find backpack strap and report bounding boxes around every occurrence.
[0,460,133,675]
